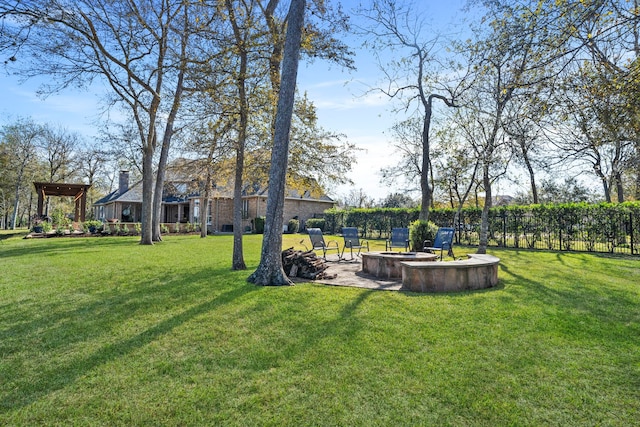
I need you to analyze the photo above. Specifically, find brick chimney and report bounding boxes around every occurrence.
[118,171,129,195]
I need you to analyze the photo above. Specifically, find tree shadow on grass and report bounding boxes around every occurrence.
[398,281,506,298]
[0,267,258,413]
[499,261,640,339]
[0,236,141,259]
[0,232,26,242]
[235,283,377,368]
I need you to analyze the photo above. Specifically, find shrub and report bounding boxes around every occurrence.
[287,219,299,234]
[161,224,170,234]
[83,220,102,233]
[254,216,265,234]
[31,219,52,233]
[306,218,325,231]
[409,220,438,251]
[50,208,68,229]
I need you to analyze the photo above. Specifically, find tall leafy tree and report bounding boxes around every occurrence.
[0,118,42,229]
[357,0,459,221]
[247,93,359,195]
[380,116,426,196]
[222,0,265,270]
[249,0,306,286]
[555,0,640,201]
[460,0,583,252]
[431,126,480,218]
[192,0,353,270]
[39,126,80,183]
[37,125,81,216]
[76,142,110,210]
[549,64,634,202]
[0,0,193,245]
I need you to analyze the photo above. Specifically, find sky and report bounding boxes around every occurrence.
[0,0,470,203]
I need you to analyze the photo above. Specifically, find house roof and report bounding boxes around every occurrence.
[94,180,144,205]
[244,189,334,203]
[34,182,91,197]
[286,188,334,202]
[93,180,334,205]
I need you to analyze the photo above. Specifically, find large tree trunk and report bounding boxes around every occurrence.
[152,96,182,242]
[225,0,248,270]
[419,94,456,220]
[249,0,306,286]
[477,164,491,255]
[152,142,169,242]
[594,164,611,202]
[10,168,23,230]
[478,116,501,255]
[200,166,212,239]
[153,18,187,242]
[232,144,246,270]
[10,197,19,230]
[140,146,155,245]
[419,111,431,221]
[200,195,209,239]
[200,145,216,239]
[615,171,624,203]
[521,141,538,204]
[231,64,247,269]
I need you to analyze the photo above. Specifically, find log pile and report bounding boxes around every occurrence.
[282,248,337,280]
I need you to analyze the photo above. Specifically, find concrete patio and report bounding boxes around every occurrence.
[293,256,403,291]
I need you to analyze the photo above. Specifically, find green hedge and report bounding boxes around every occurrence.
[305,218,326,231]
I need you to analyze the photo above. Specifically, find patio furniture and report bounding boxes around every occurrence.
[340,227,370,260]
[386,227,410,252]
[423,227,455,260]
[306,228,341,260]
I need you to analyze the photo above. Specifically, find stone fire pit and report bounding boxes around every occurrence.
[362,251,438,279]
[400,254,500,293]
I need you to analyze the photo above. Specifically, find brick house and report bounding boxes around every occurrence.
[93,171,335,233]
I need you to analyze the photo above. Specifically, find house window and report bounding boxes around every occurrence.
[242,199,249,219]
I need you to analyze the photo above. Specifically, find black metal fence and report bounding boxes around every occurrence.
[454,209,640,255]
[324,203,640,256]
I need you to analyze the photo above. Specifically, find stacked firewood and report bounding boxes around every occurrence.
[281,248,337,280]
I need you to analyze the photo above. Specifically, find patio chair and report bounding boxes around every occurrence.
[386,227,410,252]
[423,227,455,260]
[306,228,341,260]
[340,227,370,260]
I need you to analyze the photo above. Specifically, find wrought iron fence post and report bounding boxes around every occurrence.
[631,212,635,255]
[504,211,507,248]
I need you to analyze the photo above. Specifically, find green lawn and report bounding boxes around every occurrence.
[1,231,639,426]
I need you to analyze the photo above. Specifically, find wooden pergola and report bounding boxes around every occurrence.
[34,182,92,222]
